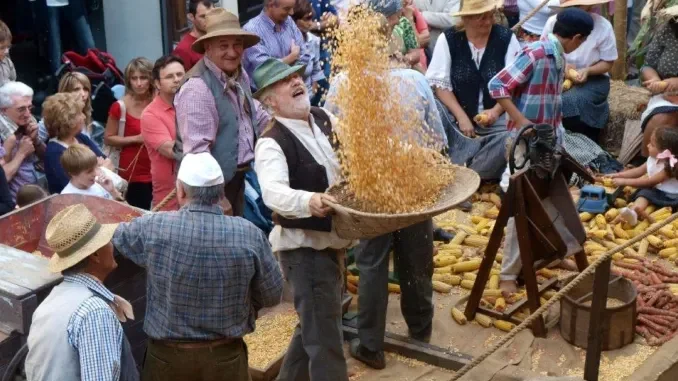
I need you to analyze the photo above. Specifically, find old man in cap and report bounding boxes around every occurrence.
[25,204,138,381]
[112,152,284,380]
[174,8,271,217]
[254,58,353,381]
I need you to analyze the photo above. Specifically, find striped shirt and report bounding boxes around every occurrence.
[112,203,284,340]
[488,34,565,131]
[242,12,314,89]
[65,274,124,381]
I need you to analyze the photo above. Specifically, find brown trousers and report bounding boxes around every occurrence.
[142,339,250,381]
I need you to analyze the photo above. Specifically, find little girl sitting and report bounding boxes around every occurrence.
[608,126,678,225]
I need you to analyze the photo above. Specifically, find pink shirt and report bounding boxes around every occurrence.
[174,57,270,167]
[141,96,179,211]
[413,8,429,69]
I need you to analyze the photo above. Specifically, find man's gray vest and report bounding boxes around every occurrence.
[174,59,258,183]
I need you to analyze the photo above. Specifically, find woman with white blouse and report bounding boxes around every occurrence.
[542,0,617,142]
[426,0,521,180]
[517,0,560,46]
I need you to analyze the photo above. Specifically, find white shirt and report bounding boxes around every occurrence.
[542,13,617,71]
[61,182,113,199]
[426,32,522,111]
[46,0,69,6]
[413,0,461,49]
[518,0,560,36]
[647,156,678,194]
[254,111,355,252]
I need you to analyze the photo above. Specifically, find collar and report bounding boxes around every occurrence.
[64,273,115,303]
[545,34,565,70]
[154,95,174,111]
[182,202,225,215]
[261,11,288,31]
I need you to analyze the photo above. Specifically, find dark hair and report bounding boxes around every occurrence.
[16,185,47,208]
[188,0,214,15]
[552,8,594,39]
[152,55,185,81]
[653,126,678,179]
[292,0,314,21]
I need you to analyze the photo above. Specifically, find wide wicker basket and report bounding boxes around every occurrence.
[324,166,480,240]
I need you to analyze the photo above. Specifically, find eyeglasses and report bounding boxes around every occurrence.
[15,105,33,114]
[302,13,313,21]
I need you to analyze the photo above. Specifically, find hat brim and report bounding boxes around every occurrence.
[253,64,307,98]
[48,223,118,273]
[549,0,611,10]
[191,30,261,54]
[452,4,498,17]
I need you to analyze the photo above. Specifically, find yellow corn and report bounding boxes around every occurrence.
[475,314,493,328]
[450,231,468,246]
[623,258,640,264]
[471,216,485,224]
[496,254,503,263]
[646,205,657,215]
[475,218,491,232]
[595,214,607,230]
[388,283,401,293]
[483,289,503,298]
[455,223,478,235]
[489,193,502,208]
[543,290,557,300]
[451,307,467,325]
[587,229,607,240]
[460,279,474,290]
[433,266,452,274]
[454,259,482,273]
[485,206,500,219]
[480,229,489,236]
[489,274,499,290]
[434,255,458,268]
[432,280,453,293]
[494,297,506,312]
[612,252,625,261]
[614,198,627,208]
[537,268,557,279]
[463,273,477,281]
[437,248,462,258]
[665,238,678,247]
[638,239,649,256]
[494,320,516,332]
[562,79,573,91]
[432,274,461,285]
[660,247,678,259]
[591,250,606,256]
[579,212,594,222]
[347,275,359,286]
[660,225,676,239]
[651,207,672,220]
[490,269,500,276]
[633,220,650,235]
[648,235,664,249]
[464,235,489,248]
[605,208,619,222]
[614,223,629,239]
[567,68,579,80]
[474,113,489,125]
[589,218,597,230]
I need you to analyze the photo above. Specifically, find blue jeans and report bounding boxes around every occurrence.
[47,0,96,74]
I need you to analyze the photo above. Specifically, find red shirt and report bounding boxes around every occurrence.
[172,33,203,71]
[141,96,179,211]
[108,101,153,183]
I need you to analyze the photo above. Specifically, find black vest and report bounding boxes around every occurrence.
[262,107,336,232]
[444,25,513,121]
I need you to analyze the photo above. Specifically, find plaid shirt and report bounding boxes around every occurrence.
[488,34,565,131]
[65,274,124,381]
[112,203,284,340]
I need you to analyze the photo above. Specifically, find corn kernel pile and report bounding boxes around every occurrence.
[244,310,298,369]
[327,6,454,213]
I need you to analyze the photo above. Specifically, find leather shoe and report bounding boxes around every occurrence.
[349,338,385,369]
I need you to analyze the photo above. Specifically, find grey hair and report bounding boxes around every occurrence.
[0,82,34,108]
[180,181,225,205]
[257,87,277,111]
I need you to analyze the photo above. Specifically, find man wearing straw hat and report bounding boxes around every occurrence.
[253,58,353,381]
[25,204,138,381]
[112,152,283,380]
[174,8,271,217]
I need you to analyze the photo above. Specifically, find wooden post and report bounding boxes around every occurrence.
[583,257,612,381]
[611,0,629,80]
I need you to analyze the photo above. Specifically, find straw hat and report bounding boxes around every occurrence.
[192,8,260,54]
[452,0,500,17]
[549,0,611,10]
[46,204,118,273]
[659,5,678,20]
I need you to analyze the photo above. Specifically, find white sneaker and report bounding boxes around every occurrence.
[619,207,638,226]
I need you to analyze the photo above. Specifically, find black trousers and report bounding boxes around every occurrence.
[125,182,153,210]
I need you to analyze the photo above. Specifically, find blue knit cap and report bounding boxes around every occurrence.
[367,0,403,17]
[555,8,595,37]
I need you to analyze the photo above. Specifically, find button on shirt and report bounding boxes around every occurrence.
[255,111,356,252]
[174,57,270,165]
[112,203,284,340]
[242,12,314,89]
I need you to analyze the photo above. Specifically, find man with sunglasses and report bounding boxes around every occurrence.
[242,0,316,91]
[0,81,45,202]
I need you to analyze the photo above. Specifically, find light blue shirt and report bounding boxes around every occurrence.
[324,68,448,148]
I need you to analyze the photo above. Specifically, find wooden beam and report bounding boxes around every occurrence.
[611,0,629,80]
[584,257,612,381]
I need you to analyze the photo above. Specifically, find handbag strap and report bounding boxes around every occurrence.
[117,99,126,137]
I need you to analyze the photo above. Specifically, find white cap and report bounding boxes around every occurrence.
[177,152,225,187]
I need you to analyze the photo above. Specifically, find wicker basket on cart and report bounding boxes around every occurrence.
[324,166,480,240]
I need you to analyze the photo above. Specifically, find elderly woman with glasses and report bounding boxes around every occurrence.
[426,0,521,180]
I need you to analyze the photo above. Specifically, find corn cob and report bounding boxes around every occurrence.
[494,320,516,332]
[471,216,485,224]
[588,218,597,230]
[623,258,640,264]
[591,250,606,257]
[543,290,557,300]
[485,206,499,219]
[463,273,477,281]
[612,252,625,261]
[633,220,650,236]
[489,193,502,208]
[494,297,506,312]
[451,308,467,325]
[434,255,458,267]
[587,229,608,240]
[567,68,580,80]
[388,283,401,293]
[455,223,478,235]
[475,218,491,232]
[562,79,573,91]
[490,269,501,276]
[432,274,462,285]
[433,266,452,274]
[483,289,503,298]
[614,198,627,208]
[464,235,489,248]
[480,229,489,236]
[660,225,676,239]
[537,268,557,279]
[648,235,664,249]
[614,223,629,239]
[454,259,482,273]
[651,207,672,220]
[579,212,593,222]
[660,247,678,259]
[489,274,499,290]
[605,208,619,222]
[602,177,614,188]
[460,279,474,290]
[475,314,493,328]
[646,205,657,215]
[347,275,359,286]
[450,231,468,246]
[638,239,649,256]
[665,238,678,247]
[437,248,462,258]
[595,214,607,230]
[496,254,503,263]
[432,280,453,293]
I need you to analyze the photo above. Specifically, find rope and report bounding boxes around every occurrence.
[150,189,177,212]
[510,0,553,33]
[450,211,678,380]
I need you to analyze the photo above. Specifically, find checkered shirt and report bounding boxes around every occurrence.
[65,274,123,381]
[488,34,565,131]
[112,203,284,340]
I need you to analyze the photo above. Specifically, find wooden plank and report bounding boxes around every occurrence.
[0,293,37,335]
[584,257,612,381]
[0,245,61,298]
[550,171,587,243]
[342,324,472,371]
